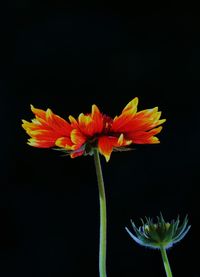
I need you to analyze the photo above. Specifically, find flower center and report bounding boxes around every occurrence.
[80,115,114,156]
[103,115,113,133]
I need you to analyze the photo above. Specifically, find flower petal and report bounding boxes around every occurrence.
[70,149,85,158]
[98,134,132,162]
[75,104,103,136]
[55,137,74,150]
[112,102,166,133]
[98,136,116,162]
[117,133,132,146]
[132,108,166,130]
[27,138,55,148]
[31,105,46,120]
[122,97,139,114]
[69,115,79,128]
[128,126,163,144]
[91,104,104,133]
[23,106,72,148]
[112,97,138,132]
[22,119,42,131]
[78,113,93,134]
[70,129,86,147]
[45,108,72,134]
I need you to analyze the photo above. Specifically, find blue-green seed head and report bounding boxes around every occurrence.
[125,213,191,249]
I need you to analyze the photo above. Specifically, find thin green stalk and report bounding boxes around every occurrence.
[160,246,173,277]
[93,148,107,277]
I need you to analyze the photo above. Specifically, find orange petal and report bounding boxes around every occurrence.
[23,106,73,150]
[27,138,55,148]
[31,106,72,135]
[112,97,138,132]
[26,129,58,140]
[122,97,139,114]
[78,113,93,127]
[98,134,133,161]
[128,126,163,144]
[70,149,85,158]
[70,129,86,146]
[46,108,54,121]
[113,106,166,133]
[117,133,132,146]
[91,104,104,133]
[69,104,103,137]
[48,110,72,135]
[30,105,46,120]
[55,137,74,150]
[98,136,115,162]
[69,115,78,127]
[22,120,41,131]
[77,113,96,136]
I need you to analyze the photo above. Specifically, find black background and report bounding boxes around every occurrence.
[1,1,200,276]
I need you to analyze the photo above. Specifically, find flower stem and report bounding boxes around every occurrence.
[160,246,173,277]
[93,148,107,277]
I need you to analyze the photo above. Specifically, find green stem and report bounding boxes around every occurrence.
[160,246,173,277]
[93,148,107,277]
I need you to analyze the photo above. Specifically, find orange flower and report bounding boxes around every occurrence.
[22,98,166,161]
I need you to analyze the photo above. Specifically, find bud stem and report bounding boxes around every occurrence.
[160,245,173,277]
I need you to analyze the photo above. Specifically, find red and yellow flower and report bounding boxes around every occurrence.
[22,97,166,161]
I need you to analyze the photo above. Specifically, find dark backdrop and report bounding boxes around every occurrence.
[1,2,200,276]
